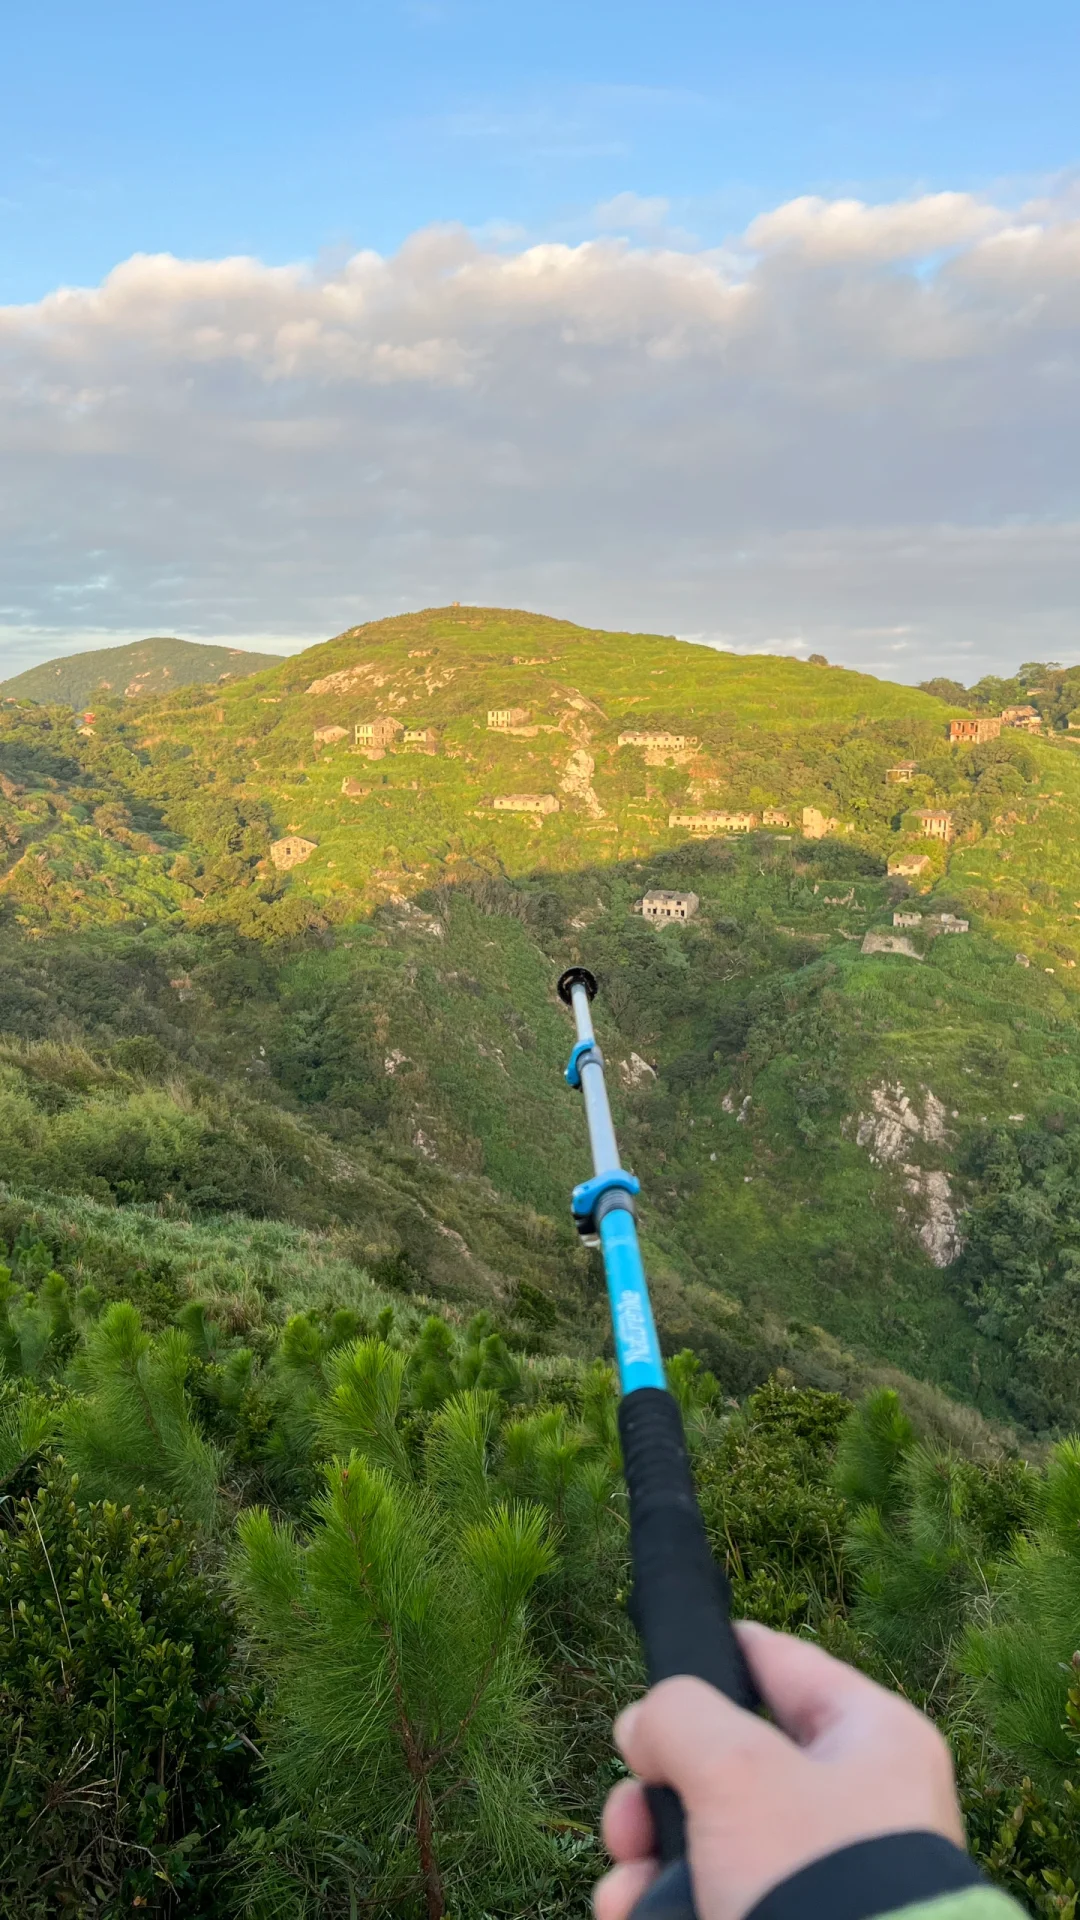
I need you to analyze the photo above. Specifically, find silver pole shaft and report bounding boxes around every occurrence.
[569,981,621,1176]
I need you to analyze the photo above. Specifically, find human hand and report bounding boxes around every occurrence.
[595,1621,965,1920]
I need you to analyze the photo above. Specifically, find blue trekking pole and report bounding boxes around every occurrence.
[557,966,760,1920]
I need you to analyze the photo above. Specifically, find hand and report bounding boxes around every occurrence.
[595,1621,965,1920]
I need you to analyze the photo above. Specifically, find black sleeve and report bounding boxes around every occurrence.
[744,1831,983,1920]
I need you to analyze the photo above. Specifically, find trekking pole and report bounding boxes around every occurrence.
[557,966,761,1920]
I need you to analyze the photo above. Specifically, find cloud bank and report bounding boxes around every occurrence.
[2,188,1079,680]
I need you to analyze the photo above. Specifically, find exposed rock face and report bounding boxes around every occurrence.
[854,1083,961,1267]
[620,1052,656,1088]
[560,748,605,817]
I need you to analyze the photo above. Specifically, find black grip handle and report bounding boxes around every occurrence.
[618,1388,761,1920]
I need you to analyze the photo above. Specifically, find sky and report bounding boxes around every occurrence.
[2,0,1079,684]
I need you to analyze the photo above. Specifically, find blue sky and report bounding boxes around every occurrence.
[2,1,1079,681]
[5,0,1078,303]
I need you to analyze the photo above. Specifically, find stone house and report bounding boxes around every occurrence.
[886,762,918,783]
[313,725,349,745]
[618,729,697,752]
[355,717,402,747]
[1001,705,1042,732]
[916,809,954,842]
[949,716,1002,744]
[669,809,757,833]
[401,727,438,754]
[893,910,923,927]
[887,853,931,878]
[492,793,559,814]
[642,889,700,922]
[270,836,316,871]
[927,913,969,934]
[487,707,530,730]
[763,807,790,826]
[802,806,839,840]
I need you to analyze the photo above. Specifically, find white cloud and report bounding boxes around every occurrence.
[2,188,1080,681]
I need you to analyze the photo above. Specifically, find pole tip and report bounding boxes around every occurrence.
[557,965,598,1006]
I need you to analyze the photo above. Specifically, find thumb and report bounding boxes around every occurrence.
[614,1674,782,1808]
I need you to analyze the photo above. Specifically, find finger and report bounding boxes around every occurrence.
[594,1858,659,1920]
[602,1777,655,1863]
[614,1674,780,1802]
[735,1621,893,1747]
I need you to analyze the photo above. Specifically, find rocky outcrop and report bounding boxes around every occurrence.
[854,1084,961,1267]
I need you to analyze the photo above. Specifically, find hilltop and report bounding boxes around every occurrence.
[2,605,1080,1434]
[0,634,282,709]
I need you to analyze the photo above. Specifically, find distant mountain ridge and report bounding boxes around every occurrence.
[0,636,282,708]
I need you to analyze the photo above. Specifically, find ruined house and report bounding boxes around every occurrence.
[313,725,349,745]
[917,809,954,842]
[669,809,757,833]
[487,707,530,730]
[492,793,559,815]
[1001,705,1042,731]
[802,806,839,840]
[886,762,918,783]
[949,716,1002,744]
[355,717,403,748]
[642,889,700,922]
[887,853,931,878]
[401,727,438,754]
[763,807,790,826]
[893,910,923,927]
[618,729,696,752]
[270,836,317,871]
[927,913,970,934]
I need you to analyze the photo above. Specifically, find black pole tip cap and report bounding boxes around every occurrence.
[557,965,598,1005]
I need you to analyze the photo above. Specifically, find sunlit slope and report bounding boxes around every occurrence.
[129,605,959,916]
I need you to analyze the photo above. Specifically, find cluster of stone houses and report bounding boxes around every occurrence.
[313,717,440,755]
[949,705,1042,745]
[893,910,969,935]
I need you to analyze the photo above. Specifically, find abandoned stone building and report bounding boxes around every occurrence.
[802,806,839,840]
[642,889,700,922]
[928,912,970,934]
[763,807,790,826]
[491,793,559,815]
[313,725,349,745]
[487,707,530,730]
[1001,705,1042,731]
[887,852,931,878]
[669,809,757,833]
[270,836,316,871]
[401,727,438,754]
[886,762,918,783]
[949,716,1002,744]
[354,717,402,748]
[893,910,923,927]
[618,729,696,752]
[917,809,954,842]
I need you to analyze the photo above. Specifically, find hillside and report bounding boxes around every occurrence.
[0,635,282,708]
[5,605,1080,1913]
[2,605,1080,1435]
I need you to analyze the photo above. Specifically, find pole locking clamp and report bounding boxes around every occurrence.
[571,1168,640,1239]
[565,1039,604,1088]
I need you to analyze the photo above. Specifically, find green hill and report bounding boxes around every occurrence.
[0,635,282,709]
[2,603,1080,1431]
[4,607,1080,1914]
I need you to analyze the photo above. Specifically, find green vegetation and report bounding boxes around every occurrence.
[3,606,1080,1912]
[0,637,282,710]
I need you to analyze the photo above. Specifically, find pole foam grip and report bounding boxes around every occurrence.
[619,1387,761,1920]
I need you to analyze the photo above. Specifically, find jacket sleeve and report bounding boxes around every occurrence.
[743,1831,1027,1920]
